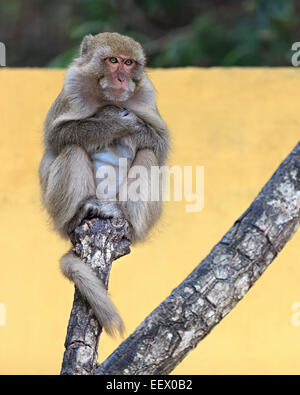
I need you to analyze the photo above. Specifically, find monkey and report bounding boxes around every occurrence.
[39,32,169,336]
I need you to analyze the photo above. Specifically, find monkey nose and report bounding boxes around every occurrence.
[117,72,126,83]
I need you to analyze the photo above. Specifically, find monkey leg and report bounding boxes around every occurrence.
[40,146,96,236]
[40,147,124,334]
[118,148,162,243]
[41,146,123,237]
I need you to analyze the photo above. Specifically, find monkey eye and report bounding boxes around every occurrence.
[124,59,134,66]
[109,57,118,64]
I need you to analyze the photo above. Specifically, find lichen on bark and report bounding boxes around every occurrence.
[95,142,300,375]
[61,142,300,375]
[60,217,131,375]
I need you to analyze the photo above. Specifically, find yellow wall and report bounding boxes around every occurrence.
[0,68,299,375]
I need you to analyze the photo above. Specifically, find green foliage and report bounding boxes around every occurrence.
[150,0,297,67]
[0,0,298,67]
[47,47,80,69]
[140,0,182,16]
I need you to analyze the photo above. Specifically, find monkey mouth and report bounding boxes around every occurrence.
[108,87,131,101]
[111,87,126,94]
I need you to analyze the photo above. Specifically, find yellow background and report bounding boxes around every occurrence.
[0,68,299,374]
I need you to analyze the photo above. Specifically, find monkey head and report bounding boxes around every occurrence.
[69,32,146,104]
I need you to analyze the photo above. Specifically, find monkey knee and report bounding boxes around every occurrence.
[140,148,157,163]
[121,200,162,243]
[130,149,158,172]
[60,145,90,165]
[43,145,96,236]
[65,144,86,157]
[39,150,55,191]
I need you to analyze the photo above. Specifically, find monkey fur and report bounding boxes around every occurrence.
[39,33,169,335]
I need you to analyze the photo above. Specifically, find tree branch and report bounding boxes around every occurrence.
[95,141,300,375]
[60,217,131,375]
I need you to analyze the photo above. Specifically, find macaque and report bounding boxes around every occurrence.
[39,32,169,335]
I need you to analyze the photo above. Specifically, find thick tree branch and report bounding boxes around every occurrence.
[60,217,131,375]
[95,141,300,375]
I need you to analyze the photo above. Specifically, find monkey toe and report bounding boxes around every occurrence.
[84,198,123,221]
[85,204,102,219]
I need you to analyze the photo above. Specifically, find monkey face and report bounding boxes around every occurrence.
[76,33,146,104]
[99,54,138,102]
[105,55,136,90]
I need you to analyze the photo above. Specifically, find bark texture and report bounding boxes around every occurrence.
[60,217,131,375]
[94,141,300,375]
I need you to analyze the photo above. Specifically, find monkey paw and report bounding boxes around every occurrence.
[67,197,123,234]
[83,197,123,220]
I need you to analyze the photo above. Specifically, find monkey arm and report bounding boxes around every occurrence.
[45,106,143,155]
[46,119,119,154]
[125,104,170,166]
[131,123,169,167]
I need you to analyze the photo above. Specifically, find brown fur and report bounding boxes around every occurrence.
[39,33,169,335]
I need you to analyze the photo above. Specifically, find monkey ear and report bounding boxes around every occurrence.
[80,34,93,57]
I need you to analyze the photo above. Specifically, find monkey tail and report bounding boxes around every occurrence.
[60,251,124,337]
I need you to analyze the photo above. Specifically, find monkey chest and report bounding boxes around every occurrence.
[91,139,136,199]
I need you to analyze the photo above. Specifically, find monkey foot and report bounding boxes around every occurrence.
[67,197,123,235]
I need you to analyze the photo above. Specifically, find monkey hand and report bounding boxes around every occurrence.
[66,197,123,235]
[94,105,144,135]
